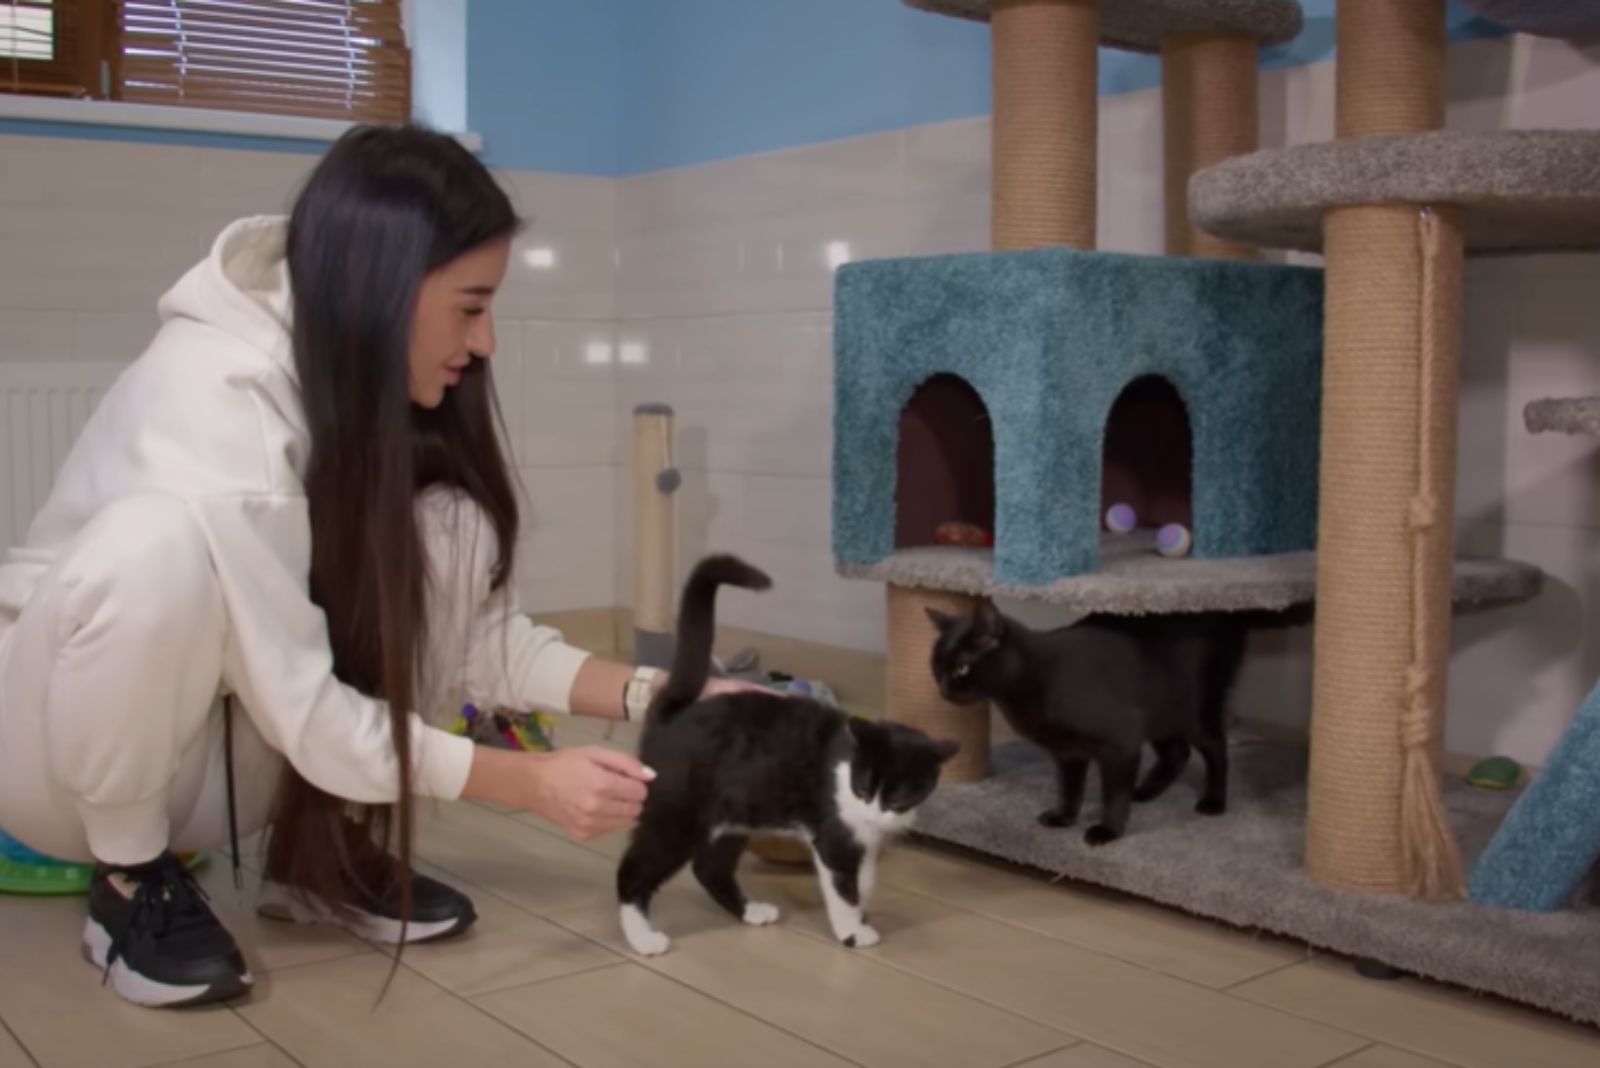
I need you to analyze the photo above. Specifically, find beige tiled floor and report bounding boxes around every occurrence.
[2,717,1598,1068]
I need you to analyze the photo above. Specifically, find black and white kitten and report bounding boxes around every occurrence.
[927,603,1247,846]
[616,554,960,956]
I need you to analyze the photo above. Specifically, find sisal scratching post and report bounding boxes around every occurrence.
[990,0,1098,251]
[1307,0,1465,900]
[887,584,990,782]
[632,404,678,669]
[1334,1,1444,138]
[1162,32,1259,260]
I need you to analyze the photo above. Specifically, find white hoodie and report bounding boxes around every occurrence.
[0,216,591,803]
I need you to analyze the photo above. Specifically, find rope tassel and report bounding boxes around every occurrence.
[1398,206,1465,901]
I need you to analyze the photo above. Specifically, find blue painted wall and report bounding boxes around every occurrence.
[469,0,624,175]
[1,0,1512,175]
[608,0,1507,175]
[614,0,987,175]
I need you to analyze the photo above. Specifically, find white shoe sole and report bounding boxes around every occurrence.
[82,919,252,1008]
[255,881,469,945]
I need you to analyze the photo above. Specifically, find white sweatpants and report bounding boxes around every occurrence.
[0,495,285,865]
[0,485,584,868]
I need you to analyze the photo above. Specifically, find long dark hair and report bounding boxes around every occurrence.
[264,125,521,943]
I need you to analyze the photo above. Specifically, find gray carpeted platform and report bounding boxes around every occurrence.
[914,737,1600,1027]
[1525,397,1600,437]
[900,0,1303,52]
[1461,0,1600,39]
[836,536,1542,614]
[1190,130,1600,255]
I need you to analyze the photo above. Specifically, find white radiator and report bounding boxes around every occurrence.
[0,363,124,555]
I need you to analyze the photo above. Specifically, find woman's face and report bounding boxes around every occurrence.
[408,236,512,408]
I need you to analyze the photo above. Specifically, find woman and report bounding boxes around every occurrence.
[0,125,738,1008]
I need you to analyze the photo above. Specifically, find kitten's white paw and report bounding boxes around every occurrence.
[630,930,671,956]
[843,924,880,949]
[619,904,671,956]
[742,901,781,926]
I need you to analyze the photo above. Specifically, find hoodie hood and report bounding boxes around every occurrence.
[158,215,295,376]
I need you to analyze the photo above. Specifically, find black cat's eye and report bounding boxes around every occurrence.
[953,663,971,678]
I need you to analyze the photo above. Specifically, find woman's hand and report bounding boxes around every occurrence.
[531,748,656,837]
[527,747,655,840]
[462,744,654,840]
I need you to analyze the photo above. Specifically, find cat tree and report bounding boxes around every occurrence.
[826,0,1600,1025]
[883,0,1310,786]
[1190,0,1600,900]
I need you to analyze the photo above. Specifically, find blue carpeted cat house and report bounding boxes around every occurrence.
[831,246,1324,585]
[1469,664,1600,910]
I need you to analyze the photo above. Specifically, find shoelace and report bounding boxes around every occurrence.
[101,856,215,984]
[223,696,243,891]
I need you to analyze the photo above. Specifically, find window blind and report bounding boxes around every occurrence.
[117,0,410,122]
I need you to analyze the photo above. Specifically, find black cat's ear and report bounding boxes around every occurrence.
[932,739,961,764]
[974,599,1003,636]
[846,716,875,744]
[924,607,957,631]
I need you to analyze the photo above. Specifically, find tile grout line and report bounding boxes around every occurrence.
[1222,973,1490,1068]
[393,957,587,1068]
[775,897,1374,1068]
[1220,955,1311,994]
[235,943,378,978]
[879,860,1314,1001]
[584,887,1087,1054]
[532,910,876,1068]
[414,819,872,1067]
[1206,945,1588,1068]
[1310,1039,1377,1068]
[992,1043,1083,1068]
[454,805,1333,1048]
[434,804,1372,1063]
[218,1009,309,1068]
[455,958,630,999]
[759,904,1106,1046]
[0,1015,40,1068]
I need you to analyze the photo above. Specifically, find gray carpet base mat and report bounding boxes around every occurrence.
[912,737,1600,1027]
[837,539,1542,615]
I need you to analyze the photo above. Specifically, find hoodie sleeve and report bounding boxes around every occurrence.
[194,494,476,803]
[417,488,592,717]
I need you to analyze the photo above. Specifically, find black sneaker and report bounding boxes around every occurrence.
[83,852,252,1007]
[257,864,476,945]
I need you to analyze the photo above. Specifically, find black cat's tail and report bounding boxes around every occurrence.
[654,554,772,720]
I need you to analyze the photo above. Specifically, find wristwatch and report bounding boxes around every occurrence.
[624,666,665,722]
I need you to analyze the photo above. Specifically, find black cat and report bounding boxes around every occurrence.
[926,602,1247,846]
[616,554,959,955]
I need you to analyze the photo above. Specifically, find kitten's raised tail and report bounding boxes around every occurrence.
[654,554,772,719]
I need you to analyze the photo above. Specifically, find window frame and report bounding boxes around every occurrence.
[1,0,113,100]
[0,0,479,147]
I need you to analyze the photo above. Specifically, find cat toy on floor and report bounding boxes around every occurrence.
[0,827,205,896]
[448,702,555,752]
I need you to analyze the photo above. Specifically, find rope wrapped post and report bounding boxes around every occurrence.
[990,0,1099,251]
[1307,0,1465,900]
[1162,32,1259,259]
[632,404,678,669]
[887,584,990,782]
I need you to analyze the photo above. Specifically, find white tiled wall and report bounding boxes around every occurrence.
[607,32,1600,768]
[3,32,1597,766]
[0,134,620,614]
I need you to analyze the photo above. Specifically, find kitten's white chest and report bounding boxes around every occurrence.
[832,762,913,848]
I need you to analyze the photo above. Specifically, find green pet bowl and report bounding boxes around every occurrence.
[1466,755,1523,790]
[0,829,205,896]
